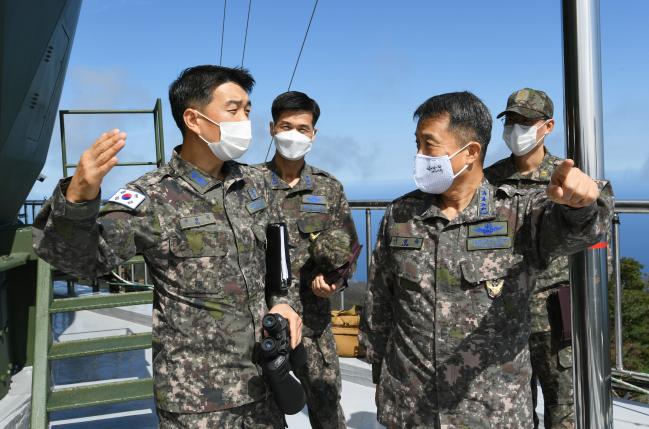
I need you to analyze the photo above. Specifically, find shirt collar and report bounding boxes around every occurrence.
[169,146,243,194]
[500,148,559,183]
[266,159,315,194]
[415,178,497,225]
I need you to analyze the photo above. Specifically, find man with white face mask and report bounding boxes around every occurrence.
[486,88,573,429]
[32,65,302,428]
[252,91,358,429]
[359,91,612,428]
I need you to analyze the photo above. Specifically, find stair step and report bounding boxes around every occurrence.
[47,378,153,412]
[49,291,153,313]
[49,332,152,360]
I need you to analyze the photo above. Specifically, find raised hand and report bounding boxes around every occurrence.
[66,129,126,203]
[547,159,599,208]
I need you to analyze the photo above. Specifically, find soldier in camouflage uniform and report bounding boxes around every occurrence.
[359,92,612,428]
[32,66,302,428]
[252,91,358,429]
[486,88,574,428]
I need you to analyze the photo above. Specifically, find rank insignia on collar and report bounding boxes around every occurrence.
[271,173,281,188]
[190,170,209,187]
[479,187,490,216]
[485,279,505,298]
[248,187,259,200]
[303,174,313,189]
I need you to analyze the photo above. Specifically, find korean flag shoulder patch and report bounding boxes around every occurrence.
[108,188,146,209]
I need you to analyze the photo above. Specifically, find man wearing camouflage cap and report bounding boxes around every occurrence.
[359,91,611,428]
[252,91,358,429]
[485,88,574,428]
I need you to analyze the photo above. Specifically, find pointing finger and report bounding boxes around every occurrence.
[551,159,575,185]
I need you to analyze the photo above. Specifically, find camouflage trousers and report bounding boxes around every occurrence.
[157,398,285,429]
[530,331,574,429]
[293,327,346,429]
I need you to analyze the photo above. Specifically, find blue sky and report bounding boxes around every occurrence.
[31,0,649,272]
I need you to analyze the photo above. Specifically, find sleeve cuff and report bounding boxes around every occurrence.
[52,178,101,220]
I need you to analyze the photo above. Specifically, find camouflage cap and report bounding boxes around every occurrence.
[308,228,354,273]
[496,88,554,119]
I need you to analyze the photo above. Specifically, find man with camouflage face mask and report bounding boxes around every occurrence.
[485,88,573,428]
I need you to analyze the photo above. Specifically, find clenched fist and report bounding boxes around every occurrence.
[547,159,600,208]
[66,129,126,203]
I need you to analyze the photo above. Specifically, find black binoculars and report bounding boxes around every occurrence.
[260,313,306,415]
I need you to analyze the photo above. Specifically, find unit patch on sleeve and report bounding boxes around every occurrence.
[108,188,146,209]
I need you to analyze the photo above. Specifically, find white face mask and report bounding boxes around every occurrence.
[194,110,252,161]
[502,120,549,156]
[274,129,313,161]
[413,143,471,194]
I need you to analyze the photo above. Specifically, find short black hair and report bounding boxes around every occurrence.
[169,65,255,136]
[413,91,492,161]
[271,91,320,126]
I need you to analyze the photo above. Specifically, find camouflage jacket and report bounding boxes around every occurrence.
[32,148,291,413]
[359,178,612,428]
[485,150,568,333]
[251,161,357,336]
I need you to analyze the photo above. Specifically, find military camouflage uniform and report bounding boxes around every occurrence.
[33,148,291,428]
[359,179,612,429]
[252,160,358,429]
[486,150,574,428]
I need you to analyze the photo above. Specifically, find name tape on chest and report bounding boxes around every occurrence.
[297,218,329,234]
[246,198,267,215]
[108,188,146,209]
[468,221,508,237]
[302,195,327,205]
[389,236,424,249]
[179,213,217,230]
[300,203,328,214]
[467,236,512,251]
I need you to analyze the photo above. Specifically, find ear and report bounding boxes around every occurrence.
[312,127,318,140]
[465,141,482,164]
[184,109,201,135]
[269,121,275,137]
[545,118,555,134]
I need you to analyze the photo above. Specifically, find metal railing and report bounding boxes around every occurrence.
[18,198,649,391]
[59,99,166,178]
[610,200,649,391]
